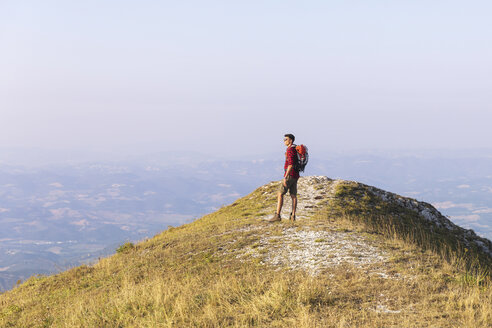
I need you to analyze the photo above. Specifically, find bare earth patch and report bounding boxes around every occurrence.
[225,177,397,278]
[238,227,388,276]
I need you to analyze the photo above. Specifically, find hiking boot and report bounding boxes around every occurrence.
[265,213,281,222]
[289,212,296,221]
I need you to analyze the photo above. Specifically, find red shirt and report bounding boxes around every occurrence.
[284,145,300,179]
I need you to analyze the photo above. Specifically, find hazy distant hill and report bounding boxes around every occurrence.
[0,176,490,327]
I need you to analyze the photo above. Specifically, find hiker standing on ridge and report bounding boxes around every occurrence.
[266,133,299,222]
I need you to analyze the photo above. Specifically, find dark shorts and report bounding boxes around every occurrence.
[279,176,298,196]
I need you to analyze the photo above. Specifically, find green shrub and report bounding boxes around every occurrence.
[116,242,135,254]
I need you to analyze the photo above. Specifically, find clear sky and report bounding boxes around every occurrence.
[1,1,491,159]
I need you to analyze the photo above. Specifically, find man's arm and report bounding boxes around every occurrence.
[283,164,292,186]
[284,165,293,178]
[284,147,295,185]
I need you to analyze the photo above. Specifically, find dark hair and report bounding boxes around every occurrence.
[284,134,295,143]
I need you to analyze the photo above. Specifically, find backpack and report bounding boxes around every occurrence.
[294,144,309,172]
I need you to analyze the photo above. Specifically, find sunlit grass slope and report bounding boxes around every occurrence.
[0,177,491,327]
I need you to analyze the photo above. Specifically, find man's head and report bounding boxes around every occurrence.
[284,134,295,146]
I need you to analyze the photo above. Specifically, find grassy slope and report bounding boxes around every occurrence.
[0,180,491,327]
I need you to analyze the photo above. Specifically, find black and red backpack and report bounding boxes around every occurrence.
[294,144,309,172]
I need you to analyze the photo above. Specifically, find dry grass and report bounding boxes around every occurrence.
[330,181,492,276]
[0,181,491,327]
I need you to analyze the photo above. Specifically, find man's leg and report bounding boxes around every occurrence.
[265,188,285,222]
[289,178,298,221]
[290,195,297,221]
[277,180,289,216]
[276,192,284,215]
[290,195,297,217]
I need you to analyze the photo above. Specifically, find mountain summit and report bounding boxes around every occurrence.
[1,176,491,327]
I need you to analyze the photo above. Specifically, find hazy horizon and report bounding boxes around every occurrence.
[2,146,492,167]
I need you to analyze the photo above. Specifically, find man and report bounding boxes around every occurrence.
[266,133,299,222]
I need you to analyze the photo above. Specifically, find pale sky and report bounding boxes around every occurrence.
[1,1,491,158]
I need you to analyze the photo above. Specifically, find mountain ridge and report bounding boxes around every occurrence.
[223,176,492,277]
